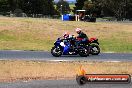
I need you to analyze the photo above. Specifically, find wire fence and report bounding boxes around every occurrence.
[2,12,61,19]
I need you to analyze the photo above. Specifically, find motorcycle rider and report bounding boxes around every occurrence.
[63,32,71,39]
[61,32,71,45]
[75,28,88,47]
[62,32,75,50]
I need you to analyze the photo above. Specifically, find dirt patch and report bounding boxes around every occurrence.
[0,60,131,82]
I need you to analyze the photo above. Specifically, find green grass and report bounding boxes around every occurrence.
[0,17,132,52]
[100,39,132,52]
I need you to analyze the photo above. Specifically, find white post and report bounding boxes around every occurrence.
[75,15,77,21]
[78,15,80,21]
[75,15,79,21]
[61,15,63,21]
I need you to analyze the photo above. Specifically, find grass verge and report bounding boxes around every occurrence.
[0,60,132,82]
[0,17,132,52]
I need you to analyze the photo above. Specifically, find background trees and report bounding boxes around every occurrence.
[0,0,132,19]
[56,0,70,15]
[0,0,57,16]
[0,0,10,14]
[91,0,126,19]
[21,0,57,15]
[83,0,101,17]
[73,0,87,13]
[74,0,132,19]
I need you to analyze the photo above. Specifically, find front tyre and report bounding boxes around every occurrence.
[51,46,62,57]
[79,47,89,57]
[90,44,100,55]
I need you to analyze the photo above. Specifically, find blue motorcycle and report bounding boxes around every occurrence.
[51,37,89,57]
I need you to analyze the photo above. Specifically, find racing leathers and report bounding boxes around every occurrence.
[76,32,88,47]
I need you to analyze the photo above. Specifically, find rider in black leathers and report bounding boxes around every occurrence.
[75,28,88,47]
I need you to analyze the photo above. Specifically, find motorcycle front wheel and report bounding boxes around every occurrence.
[51,46,62,57]
[79,47,89,57]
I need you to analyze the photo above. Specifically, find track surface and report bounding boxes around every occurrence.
[0,80,131,88]
[0,50,132,61]
[0,51,131,88]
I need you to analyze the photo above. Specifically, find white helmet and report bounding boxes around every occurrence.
[75,28,82,32]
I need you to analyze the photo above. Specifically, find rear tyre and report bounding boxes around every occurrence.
[90,44,100,55]
[51,46,62,57]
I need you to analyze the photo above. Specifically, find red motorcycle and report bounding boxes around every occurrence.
[76,37,100,55]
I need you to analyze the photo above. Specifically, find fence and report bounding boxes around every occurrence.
[9,13,60,19]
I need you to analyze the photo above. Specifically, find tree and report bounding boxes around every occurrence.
[83,0,95,15]
[56,0,70,15]
[92,0,130,19]
[19,0,56,15]
[73,0,87,13]
[0,0,57,16]
[7,0,20,11]
[103,0,125,20]
[0,0,10,14]
[75,0,87,10]
[125,0,132,19]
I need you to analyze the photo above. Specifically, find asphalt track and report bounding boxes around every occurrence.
[0,50,132,88]
[0,80,131,88]
[0,50,132,61]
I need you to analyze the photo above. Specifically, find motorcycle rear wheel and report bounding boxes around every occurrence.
[90,44,100,55]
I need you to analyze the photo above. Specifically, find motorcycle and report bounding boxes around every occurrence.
[88,38,100,55]
[51,37,89,57]
[76,37,100,55]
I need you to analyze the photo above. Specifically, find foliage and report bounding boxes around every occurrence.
[56,0,70,15]
[73,0,132,19]
[75,0,87,10]
[73,0,87,13]
[0,0,10,14]
[0,0,57,16]
[83,0,95,15]
[0,0,132,18]
[92,0,132,19]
